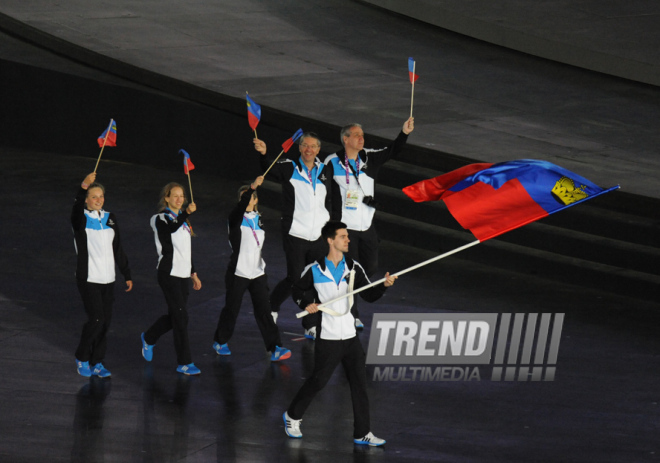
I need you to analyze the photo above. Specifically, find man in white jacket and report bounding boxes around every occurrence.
[324,117,413,328]
[282,221,397,446]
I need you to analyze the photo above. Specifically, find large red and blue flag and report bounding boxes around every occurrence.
[408,57,419,83]
[97,120,117,147]
[180,149,195,174]
[403,159,618,241]
[281,128,304,153]
[246,94,261,131]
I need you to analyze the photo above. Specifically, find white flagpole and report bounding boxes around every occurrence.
[296,239,481,318]
[410,61,415,118]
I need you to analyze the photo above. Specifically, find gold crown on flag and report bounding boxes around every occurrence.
[551,176,589,205]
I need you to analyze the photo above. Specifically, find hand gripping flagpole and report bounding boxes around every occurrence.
[296,239,481,318]
[94,118,114,173]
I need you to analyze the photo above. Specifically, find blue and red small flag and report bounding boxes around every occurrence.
[282,128,304,153]
[408,57,419,83]
[246,93,261,131]
[403,159,618,241]
[97,120,117,147]
[180,149,195,174]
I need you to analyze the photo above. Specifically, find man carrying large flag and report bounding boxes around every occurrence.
[253,132,341,336]
[324,117,414,329]
[283,220,397,446]
[289,159,618,319]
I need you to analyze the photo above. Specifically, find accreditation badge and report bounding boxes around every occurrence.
[345,189,359,210]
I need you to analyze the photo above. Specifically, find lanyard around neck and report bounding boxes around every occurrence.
[166,208,191,234]
[244,214,261,246]
[344,153,360,185]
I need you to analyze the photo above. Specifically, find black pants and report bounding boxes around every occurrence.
[271,232,325,329]
[75,280,115,365]
[287,337,370,438]
[144,273,192,365]
[214,272,281,352]
[347,225,379,318]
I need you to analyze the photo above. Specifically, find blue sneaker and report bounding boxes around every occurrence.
[355,318,364,330]
[92,363,112,378]
[141,332,154,361]
[354,432,386,446]
[76,359,91,377]
[213,342,231,355]
[176,363,201,375]
[304,327,316,340]
[270,346,291,362]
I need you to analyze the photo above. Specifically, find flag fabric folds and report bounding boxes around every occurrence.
[402,159,618,242]
[281,128,304,153]
[246,94,261,130]
[180,149,195,174]
[97,120,117,147]
[408,57,419,83]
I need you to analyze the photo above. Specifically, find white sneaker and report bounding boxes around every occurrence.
[354,432,386,446]
[355,318,364,330]
[283,411,302,438]
[304,327,316,340]
[272,311,278,324]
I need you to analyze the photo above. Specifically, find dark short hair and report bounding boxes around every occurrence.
[321,220,347,242]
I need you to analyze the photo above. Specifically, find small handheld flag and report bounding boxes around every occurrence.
[93,119,116,173]
[282,128,304,153]
[246,93,261,132]
[263,128,304,177]
[408,57,418,118]
[408,57,419,83]
[180,149,195,203]
[97,120,117,148]
[180,149,195,174]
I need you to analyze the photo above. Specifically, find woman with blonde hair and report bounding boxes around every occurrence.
[72,172,132,378]
[141,182,202,375]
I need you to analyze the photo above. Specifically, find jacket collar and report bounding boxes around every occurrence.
[296,156,322,173]
[318,254,356,272]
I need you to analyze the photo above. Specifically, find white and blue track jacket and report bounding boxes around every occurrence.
[151,208,195,278]
[71,187,131,284]
[292,256,387,340]
[260,154,340,240]
[325,131,409,231]
[226,187,266,279]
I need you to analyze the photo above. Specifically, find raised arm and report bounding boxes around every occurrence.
[71,172,97,229]
[255,138,286,181]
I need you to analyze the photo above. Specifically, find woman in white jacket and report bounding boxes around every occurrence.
[72,172,132,378]
[141,182,202,375]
